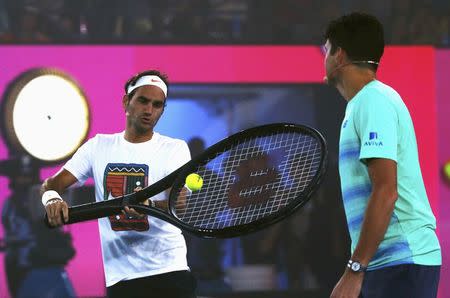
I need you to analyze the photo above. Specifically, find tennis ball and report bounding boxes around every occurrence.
[185,173,203,191]
[443,161,450,182]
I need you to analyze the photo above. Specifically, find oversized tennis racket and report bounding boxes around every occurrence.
[46,123,327,238]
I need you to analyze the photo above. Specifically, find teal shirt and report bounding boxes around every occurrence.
[339,80,441,270]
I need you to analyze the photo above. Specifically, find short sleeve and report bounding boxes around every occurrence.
[354,92,398,163]
[63,136,97,184]
[165,141,191,175]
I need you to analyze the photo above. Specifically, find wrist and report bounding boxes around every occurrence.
[347,259,367,273]
[42,190,63,206]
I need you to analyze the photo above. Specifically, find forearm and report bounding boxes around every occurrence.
[351,190,397,265]
[40,169,78,198]
[40,178,65,195]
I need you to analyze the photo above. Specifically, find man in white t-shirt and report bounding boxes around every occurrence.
[41,70,197,298]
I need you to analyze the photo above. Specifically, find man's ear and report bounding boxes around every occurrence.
[335,46,348,65]
[122,95,129,110]
[162,100,166,114]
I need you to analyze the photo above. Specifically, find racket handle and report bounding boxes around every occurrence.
[44,202,124,227]
[68,204,123,224]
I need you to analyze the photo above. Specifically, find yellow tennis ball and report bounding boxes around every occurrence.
[444,161,450,181]
[185,173,203,191]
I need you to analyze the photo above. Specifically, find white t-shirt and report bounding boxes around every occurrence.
[64,131,191,287]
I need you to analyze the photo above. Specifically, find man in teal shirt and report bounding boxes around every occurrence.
[323,13,441,298]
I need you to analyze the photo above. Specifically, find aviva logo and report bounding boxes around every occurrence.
[364,132,383,146]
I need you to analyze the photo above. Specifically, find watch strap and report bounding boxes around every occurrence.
[347,259,367,272]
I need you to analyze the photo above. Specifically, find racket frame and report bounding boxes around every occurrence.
[168,123,328,238]
[59,123,327,238]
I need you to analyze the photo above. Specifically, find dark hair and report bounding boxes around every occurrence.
[324,12,384,71]
[124,69,169,98]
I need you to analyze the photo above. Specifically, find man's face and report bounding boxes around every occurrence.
[123,85,166,135]
[323,39,338,86]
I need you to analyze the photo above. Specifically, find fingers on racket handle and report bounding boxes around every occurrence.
[44,213,55,228]
[44,212,70,228]
[44,211,72,228]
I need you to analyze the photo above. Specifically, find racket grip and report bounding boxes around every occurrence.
[44,209,100,228]
[44,203,124,228]
[67,204,123,224]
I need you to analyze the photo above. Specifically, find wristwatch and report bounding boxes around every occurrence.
[347,260,367,273]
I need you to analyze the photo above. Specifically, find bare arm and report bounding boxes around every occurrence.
[41,168,79,227]
[41,168,78,195]
[351,158,398,265]
[331,158,397,298]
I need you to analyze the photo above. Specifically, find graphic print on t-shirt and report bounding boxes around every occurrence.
[103,163,150,231]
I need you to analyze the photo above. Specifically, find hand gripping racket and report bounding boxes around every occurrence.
[46,123,327,238]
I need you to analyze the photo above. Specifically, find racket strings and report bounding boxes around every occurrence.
[196,137,318,226]
[174,131,322,229]
[177,136,319,227]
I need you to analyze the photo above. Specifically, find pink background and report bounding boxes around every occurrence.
[436,49,450,297]
[0,46,446,297]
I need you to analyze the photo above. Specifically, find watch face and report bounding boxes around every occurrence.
[351,262,361,271]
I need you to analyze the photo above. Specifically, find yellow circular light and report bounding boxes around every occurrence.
[2,68,90,162]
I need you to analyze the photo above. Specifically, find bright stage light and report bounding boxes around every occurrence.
[1,68,90,163]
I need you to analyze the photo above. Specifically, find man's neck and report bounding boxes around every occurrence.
[336,66,376,102]
[124,129,154,143]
